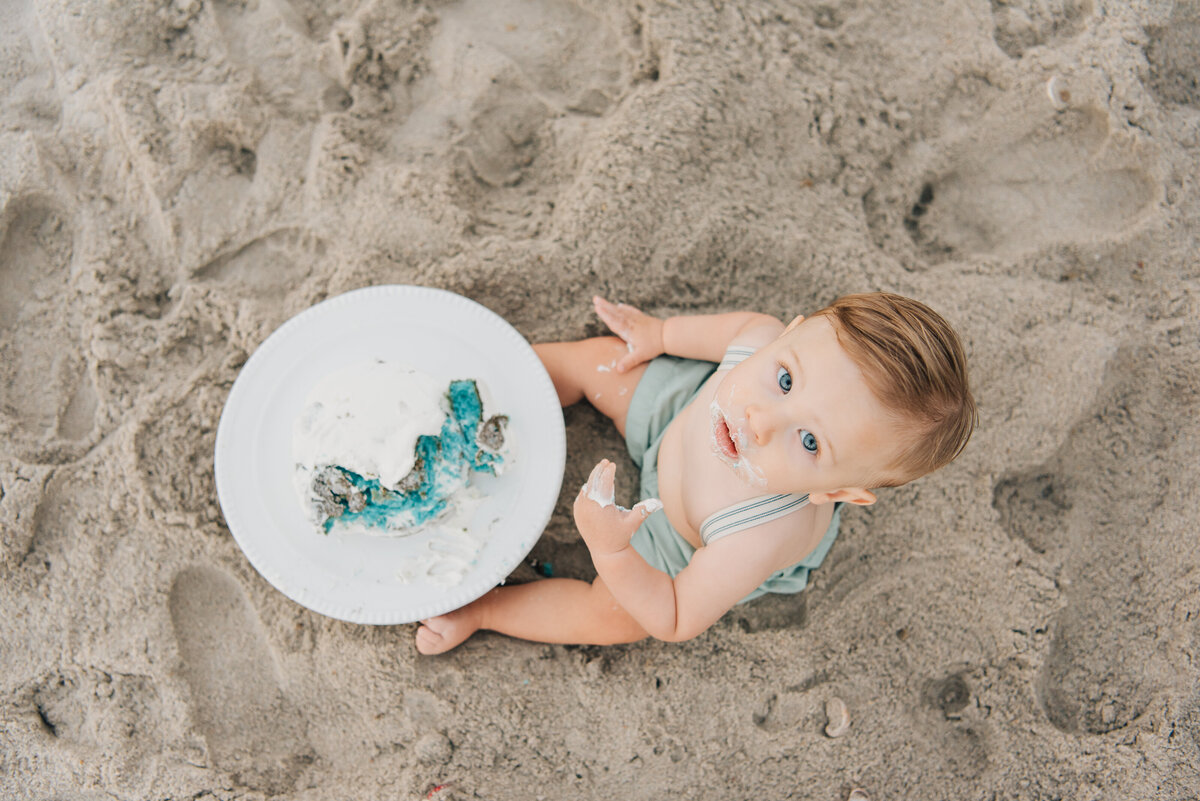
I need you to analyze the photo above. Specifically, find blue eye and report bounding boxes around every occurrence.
[800,429,818,454]
[777,366,792,393]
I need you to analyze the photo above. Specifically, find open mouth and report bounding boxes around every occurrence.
[714,414,739,460]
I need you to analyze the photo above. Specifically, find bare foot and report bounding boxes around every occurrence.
[415,604,482,655]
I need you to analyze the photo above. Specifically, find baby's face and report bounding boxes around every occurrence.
[709,315,902,498]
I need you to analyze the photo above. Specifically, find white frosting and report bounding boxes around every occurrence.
[293,361,445,489]
[709,395,766,488]
[582,465,663,517]
[640,498,664,515]
[291,362,514,588]
[585,470,615,507]
[395,523,487,587]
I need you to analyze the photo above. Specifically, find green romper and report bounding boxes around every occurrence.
[623,346,843,603]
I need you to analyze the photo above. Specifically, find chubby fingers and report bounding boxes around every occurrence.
[593,295,623,314]
[577,461,662,518]
[578,458,617,507]
[593,295,634,338]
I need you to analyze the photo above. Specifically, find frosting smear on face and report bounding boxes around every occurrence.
[709,396,766,487]
[292,361,510,537]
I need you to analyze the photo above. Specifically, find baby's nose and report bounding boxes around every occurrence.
[746,404,772,445]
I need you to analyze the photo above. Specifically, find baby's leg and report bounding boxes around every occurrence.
[415,575,648,654]
[534,338,647,438]
[413,338,656,654]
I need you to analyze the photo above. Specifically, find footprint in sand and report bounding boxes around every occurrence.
[377,0,637,234]
[187,227,325,338]
[906,107,1156,257]
[993,335,1196,734]
[0,186,97,462]
[193,227,323,296]
[992,471,1071,555]
[103,72,270,267]
[102,0,332,270]
[169,566,313,794]
[208,0,334,117]
[989,0,1092,59]
[29,666,162,749]
[866,80,1159,266]
[432,0,628,184]
[1,0,59,127]
[0,198,72,442]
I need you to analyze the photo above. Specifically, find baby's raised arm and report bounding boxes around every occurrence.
[575,460,797,641]
[593,296,783,371]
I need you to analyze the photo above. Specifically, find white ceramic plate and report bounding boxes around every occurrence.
[214,285,565,624]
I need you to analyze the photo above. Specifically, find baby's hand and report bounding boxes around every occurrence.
[573,459,663,557]
[593,296,665,372]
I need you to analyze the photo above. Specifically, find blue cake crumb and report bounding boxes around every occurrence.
[310,379,508,533]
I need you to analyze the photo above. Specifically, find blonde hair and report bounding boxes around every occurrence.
[811,292,976,487]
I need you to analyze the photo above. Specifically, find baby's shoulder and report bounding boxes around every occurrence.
[725,318,783,352]
[706,496,834,571]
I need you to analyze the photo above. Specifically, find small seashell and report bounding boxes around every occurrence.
[1045,76,1070,110]
[848,788,871,801]
[825,696,851,737]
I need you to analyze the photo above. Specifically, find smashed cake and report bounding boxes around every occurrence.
[292,361,509,535]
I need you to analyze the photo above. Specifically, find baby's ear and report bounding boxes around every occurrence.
[809,488,876,506]
[783,314,805,334]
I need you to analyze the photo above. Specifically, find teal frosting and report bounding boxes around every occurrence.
[318,380,506,533]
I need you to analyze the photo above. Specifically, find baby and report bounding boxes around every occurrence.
[416,292,975,654]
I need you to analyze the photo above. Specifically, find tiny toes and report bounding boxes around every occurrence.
[414,609,479,655]
[415,625,442,653]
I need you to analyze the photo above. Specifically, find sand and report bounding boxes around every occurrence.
[1,0,1198,798]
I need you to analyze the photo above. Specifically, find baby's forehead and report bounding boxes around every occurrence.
[771,314,852,364]
[779,311,834,339]
[776,320,913,430]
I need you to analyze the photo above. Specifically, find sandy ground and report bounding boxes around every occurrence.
[1,0,1199,798]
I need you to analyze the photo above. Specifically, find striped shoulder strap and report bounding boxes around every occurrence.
[699,492,811,546]
[717,345,755,371]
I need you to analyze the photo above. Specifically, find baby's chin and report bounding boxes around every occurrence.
[712,450,768,489]
[735,458,767,488]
